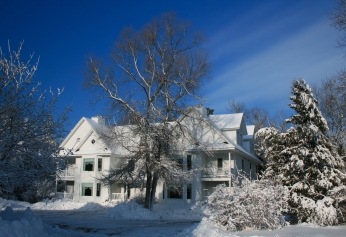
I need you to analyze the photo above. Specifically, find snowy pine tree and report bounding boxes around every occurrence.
[256,79,346,225]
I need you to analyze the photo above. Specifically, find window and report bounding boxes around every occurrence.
[217,158,223,169]
[250,163,252,171]
[187,155,192,171]
[98,158,102,171]
[168,186,182,199]
[237,131,243,145]
[83,158,94,171]
[173,156,183,171]
[187,184,192,199]
[82,183,93,196]
[242,159,244,170]
[128,159,135,171]
[96,183,101,196]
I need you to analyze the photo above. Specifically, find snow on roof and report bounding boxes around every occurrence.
[83,117,104,131]
[208,113,243,130]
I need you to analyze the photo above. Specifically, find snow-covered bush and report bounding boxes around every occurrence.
[206,174,289,231]
[20,179,56,203]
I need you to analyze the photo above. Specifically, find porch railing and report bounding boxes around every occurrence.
[111,193,126,201]
[58,168,75,177]
[55,192,73,199]
[201,167,230,177]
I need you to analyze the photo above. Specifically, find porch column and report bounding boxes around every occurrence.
[228,152,232,188]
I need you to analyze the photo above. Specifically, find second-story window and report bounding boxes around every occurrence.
[187,155,192,171]
[237,131,243,146]
[217,158,223,169]
[173,156,183,171]
[83,158,94,171]
[98,158,102,171]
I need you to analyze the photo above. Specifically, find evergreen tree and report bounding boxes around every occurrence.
[256,79,346,225]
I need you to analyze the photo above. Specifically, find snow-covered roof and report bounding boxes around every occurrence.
[208,113,244,130]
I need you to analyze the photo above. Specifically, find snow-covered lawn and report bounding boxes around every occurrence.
[1,198,346,237]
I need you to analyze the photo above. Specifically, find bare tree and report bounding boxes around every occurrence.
[227,99,274,131]
[330,0,346,56]
[84,12,210,209]
[314,71,346,156]
[0,42,70,201]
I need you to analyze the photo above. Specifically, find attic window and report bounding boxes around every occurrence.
[223,141,228,144]
[91,139,95,144]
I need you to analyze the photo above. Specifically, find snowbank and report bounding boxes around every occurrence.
[0,198,30,211]
[30,198,114,211]
[0,198,114,237]
[0,197,114,212]
[0,206,70,237]
[105,202,203,221]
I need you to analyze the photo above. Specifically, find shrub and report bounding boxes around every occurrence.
[207,174,289,231]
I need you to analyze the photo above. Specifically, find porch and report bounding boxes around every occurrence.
[55,192,73,199]
[201,167,230,177]
[111,193,127,202]
[56,180,74,200]
[58,157,76,180]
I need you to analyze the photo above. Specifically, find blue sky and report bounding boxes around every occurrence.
[0,0,344,131]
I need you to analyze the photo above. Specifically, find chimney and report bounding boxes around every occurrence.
[196,104,207,116]
[91,116,105,125]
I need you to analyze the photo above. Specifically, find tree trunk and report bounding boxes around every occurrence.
[144,169,152,209]
[149,173,159,210]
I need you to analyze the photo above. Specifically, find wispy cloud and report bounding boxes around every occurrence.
[204,16,344,115]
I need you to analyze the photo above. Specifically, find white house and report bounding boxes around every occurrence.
[57,105,261,205]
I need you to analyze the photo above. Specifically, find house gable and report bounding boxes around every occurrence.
[177,107,230,147]
[60,117,110,156]
[178,106,260,164]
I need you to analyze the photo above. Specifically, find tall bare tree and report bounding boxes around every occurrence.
[84,12,210,209]
[331,0,346,56]
[226,99,284,132]
[314,71,346,156]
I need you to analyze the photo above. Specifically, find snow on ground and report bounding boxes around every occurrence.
[178,218,346,237]
[1,198,346,237]
[0,205,70,237]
